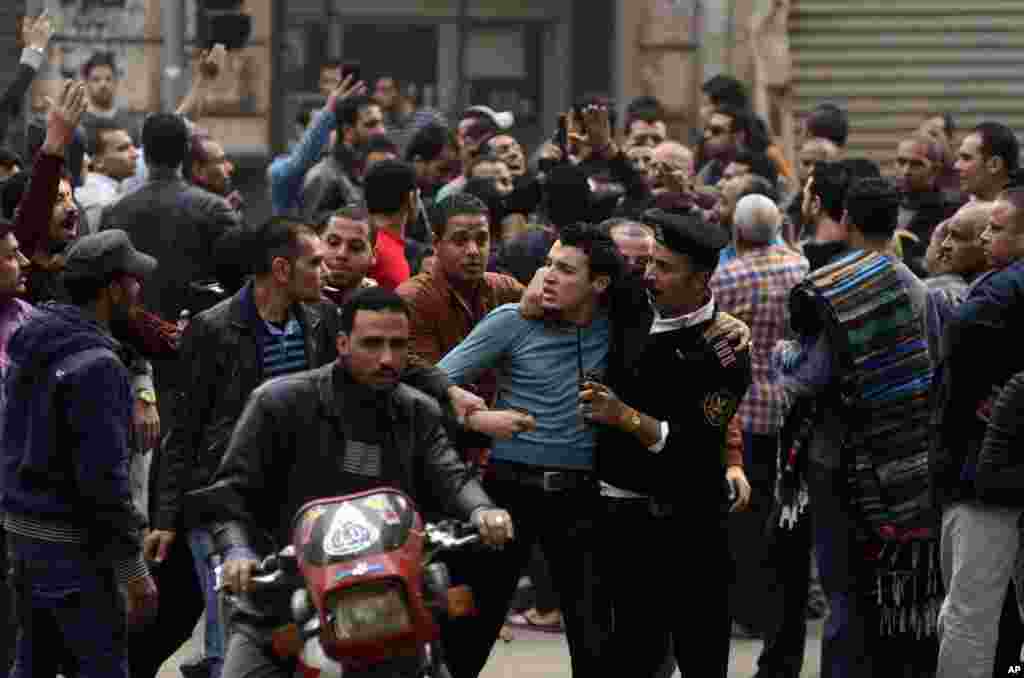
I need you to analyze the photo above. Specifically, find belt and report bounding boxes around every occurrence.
[490,463,596,493]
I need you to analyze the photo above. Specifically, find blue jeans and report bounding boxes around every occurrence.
[6,534,128,678]
[189,527,225,678]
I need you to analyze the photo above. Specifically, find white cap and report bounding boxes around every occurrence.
[464,105,515,130]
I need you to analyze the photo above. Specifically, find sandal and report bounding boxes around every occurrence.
[505,609,564,633]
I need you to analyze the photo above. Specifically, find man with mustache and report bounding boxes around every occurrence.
[195,286,515,678]
[893,134,964,278]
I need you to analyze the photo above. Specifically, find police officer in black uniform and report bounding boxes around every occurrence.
[579,209,752,678]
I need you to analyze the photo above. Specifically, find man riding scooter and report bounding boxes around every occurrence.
[192,288,518,678]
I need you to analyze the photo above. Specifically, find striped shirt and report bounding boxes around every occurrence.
[262,313,308,380]
[711,244,810,434]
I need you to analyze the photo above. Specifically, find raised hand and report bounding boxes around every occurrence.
[327,72,367,114]
[42,81,88,155]
[23,11,55,52]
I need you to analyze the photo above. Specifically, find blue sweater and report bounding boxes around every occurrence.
[2,304,145,578]
[438,304,610,470]
[268,108,337,216]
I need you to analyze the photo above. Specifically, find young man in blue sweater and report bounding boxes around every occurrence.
[437,223,619,677]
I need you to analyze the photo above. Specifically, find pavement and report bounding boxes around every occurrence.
[159,617,824,678]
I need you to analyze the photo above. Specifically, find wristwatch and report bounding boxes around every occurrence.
[620,407,642,433]
[137,389,157,405]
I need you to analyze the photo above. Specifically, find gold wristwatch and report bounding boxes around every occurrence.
[621,407,642,433]
[137,388,157,405]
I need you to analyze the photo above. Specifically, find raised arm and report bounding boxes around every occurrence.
[0,13,54,143]
[14,80,87,258]
[269,73,365,215]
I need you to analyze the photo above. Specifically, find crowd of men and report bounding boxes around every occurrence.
[3,11,1024,678]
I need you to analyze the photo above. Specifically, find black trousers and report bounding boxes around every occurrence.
[127,532,204,678]
[755,509,812,678]
[601,497,732,678]
[439,475,611,678]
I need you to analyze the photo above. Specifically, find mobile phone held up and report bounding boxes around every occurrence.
[341,60,362,86]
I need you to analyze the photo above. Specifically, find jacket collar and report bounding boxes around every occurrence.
[232,281,323,335]
[432,264,487,318]
[318,362,401,424]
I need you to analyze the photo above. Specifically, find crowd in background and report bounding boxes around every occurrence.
[3,9,1024,678]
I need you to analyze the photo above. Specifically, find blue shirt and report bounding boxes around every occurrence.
[438,304,610,470]
[268,108,337,215]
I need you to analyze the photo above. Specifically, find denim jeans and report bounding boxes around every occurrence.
[6,534,128,678]
[936,501,1024,678]
[189,527,226,678]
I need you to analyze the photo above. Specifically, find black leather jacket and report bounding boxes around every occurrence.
[160,289,455,531]
[189,363,493,561]
[156,291,340,530]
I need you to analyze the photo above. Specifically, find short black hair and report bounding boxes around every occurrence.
[738,173,779,205]
[557,222,624,291]
[806,103,849,147]
[543,165,592,229]
[82,51,117,80]
[844,177,901,239]
[808,161,850,222]
[365,134,399,158]
[974,122,1021,174]
[0,148,22,172]
[429,193,489,240]
[840,157,882,181]
[337,95,377,129]
[625,95,664,130]
[733,149,778,187]
[702,74,749,110]
[1,172,27,220]
[142,113,188,170]
[364,160,417,215]
[86,118,130,157]
[405,123,456,163]
[339,287,410,334]
[250,217,319,277]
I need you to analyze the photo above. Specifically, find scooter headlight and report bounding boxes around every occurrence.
[330,581,412,642]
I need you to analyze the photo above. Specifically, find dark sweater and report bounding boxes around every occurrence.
[975,370,1024,507]
[1,303,146,581]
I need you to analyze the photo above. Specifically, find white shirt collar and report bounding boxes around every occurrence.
[650,295,715,335]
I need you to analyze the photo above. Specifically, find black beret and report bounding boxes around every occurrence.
[642,208,728,269]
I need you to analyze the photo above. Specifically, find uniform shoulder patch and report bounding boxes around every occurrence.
[711,337,738,368]
[703,390,739,428]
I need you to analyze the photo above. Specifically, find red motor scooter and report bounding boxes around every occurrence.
[217,488,480,678]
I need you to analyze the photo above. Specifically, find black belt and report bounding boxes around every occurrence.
[490,463,596,493]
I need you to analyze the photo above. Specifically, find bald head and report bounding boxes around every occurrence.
[651,141,694,195]
[734,194,781,246]
[932,201,994,277]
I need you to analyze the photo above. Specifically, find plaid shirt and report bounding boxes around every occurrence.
[710,245,809,434]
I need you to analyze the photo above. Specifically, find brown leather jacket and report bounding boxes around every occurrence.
[397,268,524,366]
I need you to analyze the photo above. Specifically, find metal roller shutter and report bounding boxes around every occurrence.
[790,1,1024,168]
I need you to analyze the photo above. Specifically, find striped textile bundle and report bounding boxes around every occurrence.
[795,250,940,636]
[800,250,934,535]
